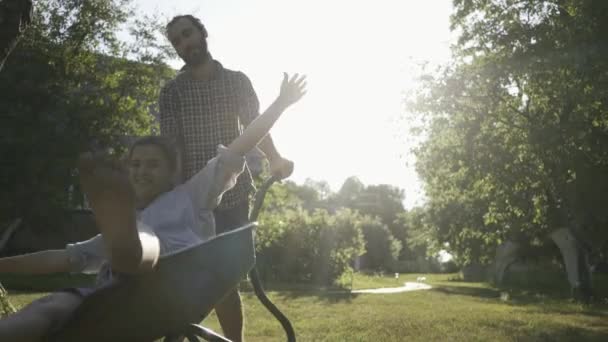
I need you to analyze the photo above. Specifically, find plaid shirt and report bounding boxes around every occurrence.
[159,60,258,210]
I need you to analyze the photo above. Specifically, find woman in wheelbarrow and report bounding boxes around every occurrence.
[0,73,306,342]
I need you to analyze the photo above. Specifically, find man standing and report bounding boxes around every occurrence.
[160,15,293,342]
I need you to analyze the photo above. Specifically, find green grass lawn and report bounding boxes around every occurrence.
[4,273,608,341]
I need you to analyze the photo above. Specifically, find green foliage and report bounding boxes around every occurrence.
[0,0,174,223]
[11,273,608,341]
[392,207,453,272]
[320,209,366,284]
[397,207,435,257]
[256,175,416,277]
[0,282,16,317]
[257,208,365,287]
[359,216,402,271]
[411,0,608,264]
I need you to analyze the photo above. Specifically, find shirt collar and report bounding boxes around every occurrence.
[178,57,225,81]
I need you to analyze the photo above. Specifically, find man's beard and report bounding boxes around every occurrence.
[183,39,209,66]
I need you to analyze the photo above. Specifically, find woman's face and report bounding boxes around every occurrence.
[128,144,174,209]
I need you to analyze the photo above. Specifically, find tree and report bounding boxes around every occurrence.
[411,0,608,264]
[397,207,435,260]
[0,0,174,226]
[256,175,410,276]
[0,0,32,71]
[256,208,365,286]
[359,216,401,271]
[333,176,365,209]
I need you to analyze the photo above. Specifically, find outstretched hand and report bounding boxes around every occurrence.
[277,73,307,108]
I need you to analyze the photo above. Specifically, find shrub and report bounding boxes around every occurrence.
[359,216,402,271]
[256,208,365,287]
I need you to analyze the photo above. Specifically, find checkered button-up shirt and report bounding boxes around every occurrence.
[159,60,258,210]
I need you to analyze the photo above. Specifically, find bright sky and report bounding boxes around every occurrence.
[132,0,455,209]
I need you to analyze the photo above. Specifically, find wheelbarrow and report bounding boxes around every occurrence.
[45,176,295,342]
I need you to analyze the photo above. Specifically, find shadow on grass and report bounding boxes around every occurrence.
[275,290,358,304]
[2,273,358,305]
[497,272,608,308]
[522,308,608,321]
[437,271,608,301]
[481,319,608,342]
[431,285,500,299]
[430,282,608,319]
[239,278,360,303]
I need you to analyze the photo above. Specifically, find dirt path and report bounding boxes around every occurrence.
[351,282,432,294]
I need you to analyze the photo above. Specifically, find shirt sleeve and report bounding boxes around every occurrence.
[159,81,179,140]
[65,234,107,274]
[237,72,260,127]
[183,144,246,211]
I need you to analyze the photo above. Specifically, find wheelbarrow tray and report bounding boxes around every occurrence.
[46,223,256,342]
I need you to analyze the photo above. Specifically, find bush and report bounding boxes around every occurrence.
[359,216,402,271]
[314,209,366,286]
[0,282,16,317]
[256,208,365,287]
[439,260,459,273]
[389,257,441,273]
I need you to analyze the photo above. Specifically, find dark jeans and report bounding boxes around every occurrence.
[212,201,249,341]
[213,201,249,235]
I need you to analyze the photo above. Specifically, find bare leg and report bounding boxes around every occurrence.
[0,292,82,342]
[79,153,159,274]
[215,289,243,342]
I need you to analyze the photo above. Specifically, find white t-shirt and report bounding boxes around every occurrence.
[65,145,245,281]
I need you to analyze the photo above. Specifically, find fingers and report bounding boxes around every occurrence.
[279,72,307,106]
[294,78,307,96]
[287,73,307,88]
[296,76,307,94]
[284,73,307,86]
[288,73,300,83]
[284,73,307,98]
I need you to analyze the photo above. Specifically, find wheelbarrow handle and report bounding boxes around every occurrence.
[247,175,297,342]
[249,175,280,222]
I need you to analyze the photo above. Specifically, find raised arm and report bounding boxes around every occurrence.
[183,73,306,216]
[228,73,306,156]
[236,73,286,172]
[0,250,70,275]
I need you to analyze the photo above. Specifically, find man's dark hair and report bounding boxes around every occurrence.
[166,15,208,38]
[128,136,179,173]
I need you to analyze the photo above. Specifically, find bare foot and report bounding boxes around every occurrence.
[78,153,146,273]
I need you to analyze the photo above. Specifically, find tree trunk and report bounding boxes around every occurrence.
[494,240,519,284]
[0,0,33,71]
[550,227,593,302]
[0,218,22,252]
